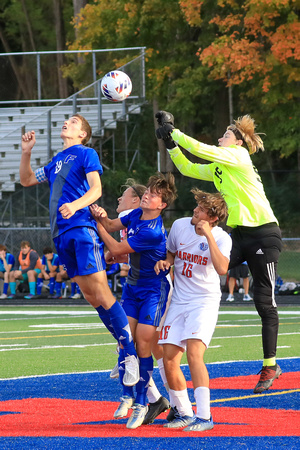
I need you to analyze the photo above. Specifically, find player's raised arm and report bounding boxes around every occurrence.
[20,131,39,186]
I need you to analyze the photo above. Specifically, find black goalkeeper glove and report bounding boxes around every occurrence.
[156,124,176,149]
[155,111,176,149]
[155,110,174,127]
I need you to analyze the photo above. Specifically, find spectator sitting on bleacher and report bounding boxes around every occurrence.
[36,247,60,297]
[0,244,16,299]
[14,241,42,299]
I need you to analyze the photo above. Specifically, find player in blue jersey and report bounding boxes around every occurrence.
[19,114,139,386]
[90,172,177,429]
[0,245,16,299]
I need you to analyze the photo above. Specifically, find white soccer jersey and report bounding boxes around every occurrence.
[167,217,232,304]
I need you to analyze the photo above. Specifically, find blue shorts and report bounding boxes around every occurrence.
[53,227,106,278]
[120,277,171,327]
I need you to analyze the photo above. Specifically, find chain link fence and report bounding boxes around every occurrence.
[0,227,299,284]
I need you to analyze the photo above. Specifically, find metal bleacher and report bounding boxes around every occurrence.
[0,99,143,199]
[0,51,146,199]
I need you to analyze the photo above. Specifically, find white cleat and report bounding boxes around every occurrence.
[184,416,214,432]
[113,396,135,419]
[123,354,139,386]
[110,362,119,379]
[126,404,148,429]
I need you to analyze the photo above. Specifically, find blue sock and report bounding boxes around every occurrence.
[29,282,36,295]
[71,282,76,296]
[3,282,9,295]
[76,283,81,294]
[135,356,153,406]
[49,277,55,295]
[108,301,136,356]
[36,278,43,295]
[95,305,118,340]
[119,348,134,398]
[9,282,16,295]
[55,281,62,295]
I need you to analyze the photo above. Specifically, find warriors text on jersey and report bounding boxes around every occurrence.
[167,217,232,303]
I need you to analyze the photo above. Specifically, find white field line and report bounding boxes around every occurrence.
[0,310,299,316]
[0,344,28,347]
[212,332,300,340]
[0,343,116,352]
[1,357,299,382]
[0,323,107,334]
[0,332,299,353]
[0,311,96,315]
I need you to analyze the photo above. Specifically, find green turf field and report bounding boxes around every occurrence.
[0,305,299,379]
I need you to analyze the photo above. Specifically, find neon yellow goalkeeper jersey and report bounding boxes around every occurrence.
[169,129,278,228]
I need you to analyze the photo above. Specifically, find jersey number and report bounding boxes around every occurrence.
[181,262,193,278]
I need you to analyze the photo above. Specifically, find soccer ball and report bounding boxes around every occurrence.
[101,70,132,102]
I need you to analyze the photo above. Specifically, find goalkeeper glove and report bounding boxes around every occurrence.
[155,110,174,127]
[156,124,176,149]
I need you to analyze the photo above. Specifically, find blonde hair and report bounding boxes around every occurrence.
[227,115,264,155]
[121,178,147,199]
[191,188,228,226]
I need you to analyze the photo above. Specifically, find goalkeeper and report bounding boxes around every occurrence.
[156,112,282,394]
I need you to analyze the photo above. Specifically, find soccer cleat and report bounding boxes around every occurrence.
[143,396,170,424]
[164,412,195,428]
[243,294,253,301]
[7,294,16,299]
[126,404,148,429]
[226,294,234,302]
[184,416,214,432]
[113,396,135,419]
[167,406,177,422]
[110,362,119,379]
[253,364,282,393]
[0,293,7,299]
[71,293,81,299]
[24,293,34,299]
[123,354,140,386]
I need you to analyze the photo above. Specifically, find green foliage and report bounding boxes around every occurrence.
[277,251,300,282]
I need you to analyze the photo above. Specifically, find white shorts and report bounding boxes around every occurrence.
[158,299,219,350]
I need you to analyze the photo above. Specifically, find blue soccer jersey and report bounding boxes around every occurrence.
[36,144,103,238]
[120,208,168,284]
[41,253,60,273]
[0,253,15,272]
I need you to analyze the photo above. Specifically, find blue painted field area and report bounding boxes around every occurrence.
[0,359,299,449]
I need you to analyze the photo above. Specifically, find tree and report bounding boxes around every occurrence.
[0,0,76,100]
[194,0,300,159]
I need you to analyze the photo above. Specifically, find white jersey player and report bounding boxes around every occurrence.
[155,188,232,432]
